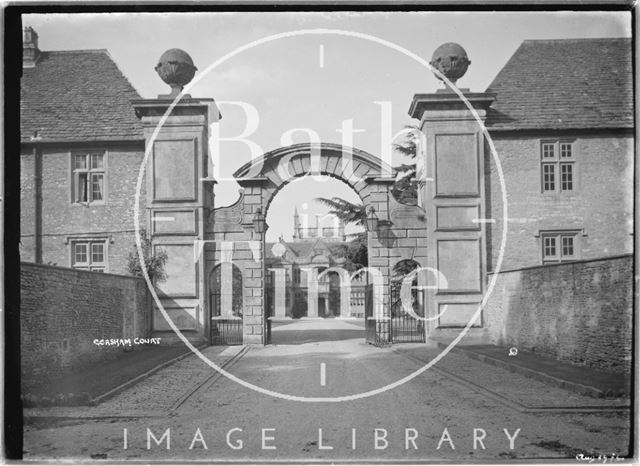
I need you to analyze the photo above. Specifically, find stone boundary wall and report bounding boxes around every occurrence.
[20,262,152,383]
[484,255,633,374]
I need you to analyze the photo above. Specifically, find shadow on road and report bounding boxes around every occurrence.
[270,319,365,345]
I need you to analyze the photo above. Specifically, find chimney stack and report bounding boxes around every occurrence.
[23,27,40,68]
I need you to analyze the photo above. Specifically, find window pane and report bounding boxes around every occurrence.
[91,243,105,264]
[542,164,555,191]
[562,236,574,257]
[543,237,556,257]
[76,173,88,202]
[542,143,555,158]
[561,163,573,191]
[74,154,87,170]
[560,143,573,158]
[74,243,88,264]
[91,174,104,201]
[91,153,104,169]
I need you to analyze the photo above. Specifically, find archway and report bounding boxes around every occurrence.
[263,175,367,344]
[209,143,397,345]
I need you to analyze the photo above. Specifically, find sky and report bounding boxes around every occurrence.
[24,11,631,241]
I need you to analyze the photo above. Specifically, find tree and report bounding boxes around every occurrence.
[390,259,421,318]
[393,124,421,159]
[390,174,419,206]
[341,232,368,271]
[313,197,367,270]
[126,230,168,283]
[314,197,366,226]
[390,124,421,206]
[315,125,422,222]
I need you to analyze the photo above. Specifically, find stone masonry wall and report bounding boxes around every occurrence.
[20,144,146,273]
[484,255,633,374]
[223,146,397,344]
[20,262,152,386]
[486,132,633,272]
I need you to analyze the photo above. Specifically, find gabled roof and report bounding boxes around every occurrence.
[265,239,350,262]
[486,38,633,130]
[265,239,299,262]
[21,50,143,143]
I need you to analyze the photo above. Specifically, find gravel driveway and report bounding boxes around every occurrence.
[24,320,631,462]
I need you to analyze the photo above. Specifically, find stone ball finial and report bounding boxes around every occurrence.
[429,43,471,86]
[155,49,197,97]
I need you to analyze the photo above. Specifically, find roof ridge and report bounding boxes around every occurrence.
[41,49,110,54]
[21,47,144,142]
[522,37,630,43]
[103,49,142,98]
[485,37,632,130]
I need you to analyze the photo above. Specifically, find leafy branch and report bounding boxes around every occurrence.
[126,229,168,283]
[314,197,367,226]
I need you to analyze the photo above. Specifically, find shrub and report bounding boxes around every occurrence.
[125,229,168,283]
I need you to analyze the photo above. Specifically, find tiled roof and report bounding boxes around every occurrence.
[265,240,349,260]
[21,50,143,143]
[486,38,633,130]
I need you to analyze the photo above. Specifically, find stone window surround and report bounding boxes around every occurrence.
[537,229,584,264]
[69,149,108,206]
[67,235,110,272]
[540,139,577,194]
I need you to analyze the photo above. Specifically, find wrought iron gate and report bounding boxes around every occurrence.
[364,284,391,346]
[209,265,244,346]
[210,318,243,345]
[265,284,273,344]
[210,291,243,345]
[364,284,376,343]
[390,282,426,343]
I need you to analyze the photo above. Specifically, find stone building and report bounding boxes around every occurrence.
[409,38,633,334]
[484,38,633,272]
[19,27,633,354]
[264,209,367,319]
[20,27,145,273]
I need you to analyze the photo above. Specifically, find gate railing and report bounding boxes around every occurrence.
[210,317,243,345]
[364,283,392,346]
[390,285,426,343]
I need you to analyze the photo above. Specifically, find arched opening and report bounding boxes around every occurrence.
[209,263,243,345]
[391,260,426,343]
[213,143,395,346]
[263,175,368,345]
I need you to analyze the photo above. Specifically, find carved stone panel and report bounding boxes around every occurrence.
[437,302,481,327]
[152,210,196,234]
[436,205,480,230]
[435,133,478,196]
[153,139,197,201]
[154,244,197,297]
[436,239,481,292]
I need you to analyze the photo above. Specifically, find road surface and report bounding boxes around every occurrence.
[24,319,631,462]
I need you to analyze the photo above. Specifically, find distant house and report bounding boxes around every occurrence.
[264,209,367,318]
[484,38,633,271]
[20,27,145,273]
